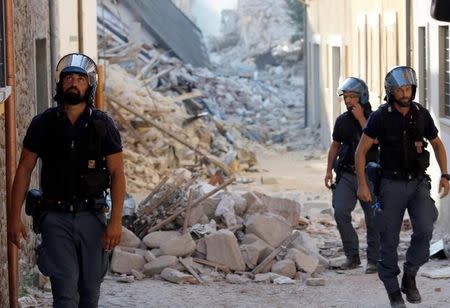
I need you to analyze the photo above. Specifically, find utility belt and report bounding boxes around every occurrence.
[25,189,107,233]
[41,198,105,213]
[381,170,425,181]
[339,164,356,174]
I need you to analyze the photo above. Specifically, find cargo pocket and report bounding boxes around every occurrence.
[101,249,109,280]
[36,243,52,277]
[430,197,439,223]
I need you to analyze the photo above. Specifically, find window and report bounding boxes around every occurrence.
[418,26,428,108]
[440,26,450,117]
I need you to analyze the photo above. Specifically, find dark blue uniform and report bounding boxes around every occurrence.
[24,105,122,308]
[332,111,379,265]
[364,102,439,294]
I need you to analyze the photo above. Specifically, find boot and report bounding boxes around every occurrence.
[365,261,377,274]
[339,255,361,270]
[401,272,421,303]
[388,290,406,308]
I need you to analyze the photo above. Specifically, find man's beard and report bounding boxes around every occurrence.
[62,89,87,105]
[395,99,411,108]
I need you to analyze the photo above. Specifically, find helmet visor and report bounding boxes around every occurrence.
[56,53,97,86]
[386,67,416,89]
[337,77,365,96]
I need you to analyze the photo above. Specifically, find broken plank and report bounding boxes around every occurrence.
[192,258,230,273]
[109,98,232,175]
[146,177,235,233]
[179,257,204,284]
[252,232,300,275]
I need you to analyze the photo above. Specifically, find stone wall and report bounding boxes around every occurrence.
[0,1,51,306]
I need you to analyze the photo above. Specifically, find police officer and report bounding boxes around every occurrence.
[8,53,125,307]
[356,66,449,307]
[325,77,379,274]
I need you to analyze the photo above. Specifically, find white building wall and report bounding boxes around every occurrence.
[412,0,450,236]
[54,0,98,61]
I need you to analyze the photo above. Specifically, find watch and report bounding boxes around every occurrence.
[441,174,450,181]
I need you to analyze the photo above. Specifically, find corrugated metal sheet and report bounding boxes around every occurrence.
[122,0,210,68]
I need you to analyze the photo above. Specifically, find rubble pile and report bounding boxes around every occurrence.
[98,0,316,194]
[103,47,315,194]
[107,179,333,286]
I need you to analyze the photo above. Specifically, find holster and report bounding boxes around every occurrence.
[25,189,43,233]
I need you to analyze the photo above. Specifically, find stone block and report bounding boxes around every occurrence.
[271,259,296,278]
[245,213,291,247]
[160,233,196,257]
[205,229,245,271]
[143,231,181,248]
[110,246,147,274]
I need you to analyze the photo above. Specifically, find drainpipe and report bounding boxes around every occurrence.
[405,0,411,66]
[95,64,104,110]
[78,0,84,53]
[4,0,18,306]
[303,3,308,128]
[49,0,58,98]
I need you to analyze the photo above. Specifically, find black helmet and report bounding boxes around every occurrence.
[384,66,417,101]
[54,53,98,104]
[337,77,369,104]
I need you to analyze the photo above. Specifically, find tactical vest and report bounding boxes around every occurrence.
[335,110,378,170]
[39,107,110,201]
[379,102,429,174]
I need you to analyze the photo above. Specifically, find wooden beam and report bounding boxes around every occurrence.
[108,98,231,175]
[251,232,299,274]
[147,177,235,233]
[179,257,204,284]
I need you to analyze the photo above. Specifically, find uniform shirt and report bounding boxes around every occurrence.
[24,106,122,156]
[333,110,378,167]
[363,102,438,170]
[23,105,122,200]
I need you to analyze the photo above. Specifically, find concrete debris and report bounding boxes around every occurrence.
[117,275,135,283]
[271,260,297,279]
[430,239,450,258]
[215,195,238,227]
[190,219,217,237]
[273,276,296,285]
[285,248,319,274]
[143,231,182,249]
[226,273,252,284]
[160,233,197,257]
[240,239,274,269]
[205,229,246,271]
[244,213,291,247]
[160,268,198,284]
[305,277,326,286]
[120,226,142,248]
[131,269,145,280]
[421,267,450,279]
[110,246,147,274]
[143,255,182,277]
[253,272,281,283]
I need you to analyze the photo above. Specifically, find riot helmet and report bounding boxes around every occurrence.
[384,66,417,102]
[337,77,369,104]
[54,53,98,105]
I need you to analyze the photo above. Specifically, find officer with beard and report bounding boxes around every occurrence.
[8,53,125,307]
[325,77,379,274]
[356,66,449,307]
